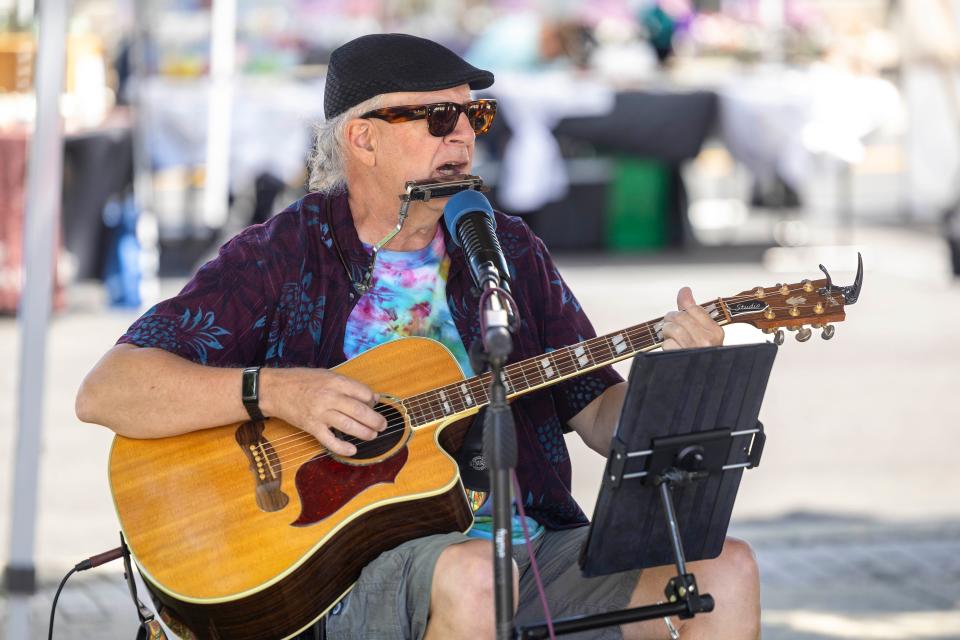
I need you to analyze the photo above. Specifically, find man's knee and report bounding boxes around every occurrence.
[427,540,520,638]
[430,540,520,624]
[433,541,496,606]
[717,537,760,593]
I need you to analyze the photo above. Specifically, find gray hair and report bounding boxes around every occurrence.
[307,94,386,194]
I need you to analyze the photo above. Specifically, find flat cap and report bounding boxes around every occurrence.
[324,33,495,119]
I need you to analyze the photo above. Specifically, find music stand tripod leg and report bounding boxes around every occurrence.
[655,471,715,619]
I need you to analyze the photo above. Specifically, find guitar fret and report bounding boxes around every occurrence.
[592,336,613,361]
[438,389,452,415]
[572,344,590,368]
[611,332,628,354]
[461,383,474,406]
[471,379,489,406]
[591,337,613,363]
[423,400,440,422]
[648,321,659,345]
[583,338,604,368]
[516,360,538,390]
[508,365,527,392]
[539,356,556,380]
[558,346,578,376]
[501,369,514,394]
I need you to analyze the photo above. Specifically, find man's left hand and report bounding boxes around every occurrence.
[661,287,725,350]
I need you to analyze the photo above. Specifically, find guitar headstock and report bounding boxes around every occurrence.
[723,253,863,344]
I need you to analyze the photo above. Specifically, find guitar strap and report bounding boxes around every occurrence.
[325,196,365,298]
[455,409,490,493]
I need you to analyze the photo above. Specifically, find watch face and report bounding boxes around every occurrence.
[242,368,259,401]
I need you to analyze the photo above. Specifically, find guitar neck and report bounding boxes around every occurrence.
[402,298,728,427]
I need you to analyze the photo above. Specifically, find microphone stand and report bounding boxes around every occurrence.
[475,266,517,640]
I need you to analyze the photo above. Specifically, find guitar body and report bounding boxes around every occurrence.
[110,338,476,640]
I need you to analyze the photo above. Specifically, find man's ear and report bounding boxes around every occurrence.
[344,118,377,167]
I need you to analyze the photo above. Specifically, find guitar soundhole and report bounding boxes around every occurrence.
[333,399,410,465]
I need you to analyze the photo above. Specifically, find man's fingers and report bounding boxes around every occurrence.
[675,287,725,345]
[329,373,379,406]
[329,411,381,441]
[661,321,694,350]
[689,307,723,338]
[677,286,696,312]
[333,396,387,431]
[316,427,357,457]
[664,311,706,343]
[662,338,682,351]
[675,287,712,329]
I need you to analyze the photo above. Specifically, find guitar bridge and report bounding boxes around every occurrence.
[235,420,290,512]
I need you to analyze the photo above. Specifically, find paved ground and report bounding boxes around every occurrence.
[4,517,960,640]
[1,222,959,639]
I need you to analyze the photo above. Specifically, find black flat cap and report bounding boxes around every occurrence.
[324,33,495,119]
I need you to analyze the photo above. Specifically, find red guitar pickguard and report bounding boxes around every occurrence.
[291,449,408,527]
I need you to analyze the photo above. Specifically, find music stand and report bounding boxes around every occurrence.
[518,343,777,639]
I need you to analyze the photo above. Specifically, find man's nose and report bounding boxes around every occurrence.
[445,112,476,144]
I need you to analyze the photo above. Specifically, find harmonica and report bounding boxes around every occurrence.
[400,174,487,202]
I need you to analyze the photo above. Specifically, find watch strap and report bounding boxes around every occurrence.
[241,366,266,422]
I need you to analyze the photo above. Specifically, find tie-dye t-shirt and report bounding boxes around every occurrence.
[343,227,472,375]
[342,227,544,543]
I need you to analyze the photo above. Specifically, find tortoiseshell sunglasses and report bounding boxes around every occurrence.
[360,99,498,137]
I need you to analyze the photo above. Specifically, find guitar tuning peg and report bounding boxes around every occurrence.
[795,327,812,342]
[821,324,836,340]
[773,329,785,346]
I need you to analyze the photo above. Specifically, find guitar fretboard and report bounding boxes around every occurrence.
[400,298,726,426]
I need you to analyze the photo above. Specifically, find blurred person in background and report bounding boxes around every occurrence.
[900,0,960,275]
[76,33,759,640]
[637,0,693,65]
[466,11,594,72]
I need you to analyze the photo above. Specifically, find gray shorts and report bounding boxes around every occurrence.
[324,526,640,640]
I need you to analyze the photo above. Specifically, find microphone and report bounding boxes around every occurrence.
[443,190,514,360]
[442,190,511,294]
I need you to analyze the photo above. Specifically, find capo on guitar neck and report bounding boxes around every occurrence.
[819,252,864,305]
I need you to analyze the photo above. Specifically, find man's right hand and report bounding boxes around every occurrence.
[260,368,387,457]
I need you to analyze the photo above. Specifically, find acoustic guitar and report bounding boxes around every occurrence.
[109,258,862,640]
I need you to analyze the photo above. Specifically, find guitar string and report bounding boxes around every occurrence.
[268,326,798,463]
[264,316,667,456]
[261,286,833,455]
[260,283,823,450]
[394,296,831,420]
[273,312,734,465]
[273,319,664,463]
[268,306,832,466]
[263,295,835,460]
[382,292,809,418]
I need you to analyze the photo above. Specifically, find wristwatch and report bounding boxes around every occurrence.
[241,366,266,422]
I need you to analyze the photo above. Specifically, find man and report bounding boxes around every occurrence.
[77,33,759,640]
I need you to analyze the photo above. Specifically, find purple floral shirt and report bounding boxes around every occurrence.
[118,190,622,529]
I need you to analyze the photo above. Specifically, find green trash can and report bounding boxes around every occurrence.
[605,156,669,251]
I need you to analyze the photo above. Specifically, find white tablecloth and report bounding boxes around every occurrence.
[143,76,325,188]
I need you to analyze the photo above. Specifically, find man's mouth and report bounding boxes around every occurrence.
[433,161,468,177]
